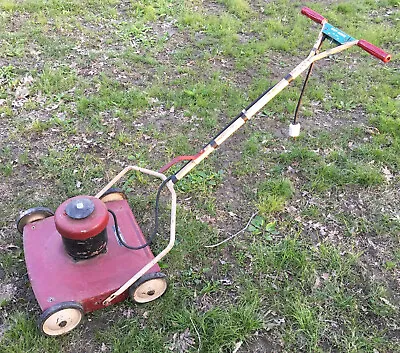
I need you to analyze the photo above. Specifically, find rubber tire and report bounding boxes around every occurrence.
[129,272,168,304]
[99,188,127,203]
[39,301,84,337]
[16,207,54,234]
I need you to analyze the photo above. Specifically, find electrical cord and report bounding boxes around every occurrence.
[108,176,172,250]
[293,35,326,125]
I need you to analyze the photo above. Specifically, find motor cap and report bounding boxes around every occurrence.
[65,198,95,219]
[55,196,109,240]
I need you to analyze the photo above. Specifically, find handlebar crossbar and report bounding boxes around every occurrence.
[301,7,391,63]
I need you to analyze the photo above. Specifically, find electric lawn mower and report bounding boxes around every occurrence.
[16,7,391,336]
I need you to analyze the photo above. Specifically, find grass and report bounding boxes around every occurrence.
[256,178,295,215]
[0,0,399,352]
[0,313,62,353]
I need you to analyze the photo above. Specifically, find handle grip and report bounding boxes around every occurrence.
[301,7,327,24]
[357,40,391,63]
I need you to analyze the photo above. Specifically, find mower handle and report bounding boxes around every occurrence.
[301,7,391,63]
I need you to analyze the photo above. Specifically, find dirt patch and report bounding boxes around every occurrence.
[239,334,284,353]
[0,283,16,303]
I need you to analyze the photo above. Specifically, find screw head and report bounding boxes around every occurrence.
[65,198,95,219]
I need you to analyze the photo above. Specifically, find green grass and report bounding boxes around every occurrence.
[0,0,399,352]
[256,178,295,215]
[40,147,106,197]
[176,168,224,194]
[0,313,62,353]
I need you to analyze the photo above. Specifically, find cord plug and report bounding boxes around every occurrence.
[289,123,301,138]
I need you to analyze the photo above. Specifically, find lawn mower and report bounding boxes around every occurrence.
[16,7,391,336]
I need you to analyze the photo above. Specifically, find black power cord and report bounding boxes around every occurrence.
[108,176,172,250]
[293,35,326,125]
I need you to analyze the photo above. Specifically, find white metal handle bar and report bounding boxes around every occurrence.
[95,166,177,305]
[172,28,357,182]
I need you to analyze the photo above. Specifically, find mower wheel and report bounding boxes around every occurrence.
[129,272,168,304]
[16,207,54,234]
[99,188,127,203]
[39,301,84,336]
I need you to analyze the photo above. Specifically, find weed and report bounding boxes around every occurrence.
[366,284,397,317]
[232,156,259,176]
[170,294,263,353]
[17,150,29,165]
[311,162,384,191]
[218,0,252,19]
[40,146,105,197]
[119,23,155,47]
[317,244,359,282]
[242,132,269,157]
[99,318,167,353]
[35,65,77,97]
[168,134,194,156]
[248,215,279,240]
[76,76,149,117]
[289,297,323,350]
[0,162,13,176]
[301,205,321,218]
[384,260,396,270]
[0,64,17,86]
[176,169,224,194]
[256,178,294,215]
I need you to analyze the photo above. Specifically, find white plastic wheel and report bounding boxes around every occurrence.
[39,302,83,336]
[16,207,54,234]
[100,193,125,203]
[99,188,127,203]
[129,273,168,304]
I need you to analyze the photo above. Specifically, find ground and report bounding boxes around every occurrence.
[0,0,399,352]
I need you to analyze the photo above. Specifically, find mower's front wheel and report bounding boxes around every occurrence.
[16,207,54,234]
[129,272,168,304]
[99,188,127,203]
[39,301,84,336]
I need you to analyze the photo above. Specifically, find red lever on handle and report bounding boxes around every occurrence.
[301,7,327,25]
[357,40,391,63]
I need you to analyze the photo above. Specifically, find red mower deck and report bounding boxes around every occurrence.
[23,199,160,313]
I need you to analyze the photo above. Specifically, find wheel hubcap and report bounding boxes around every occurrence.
[42,308,82,336]
[133,278,167,303]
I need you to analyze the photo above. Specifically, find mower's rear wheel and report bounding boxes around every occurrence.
[16,207,54,234]
[39,301,84,336]
[99,188,127,203]
[129,272,168,304]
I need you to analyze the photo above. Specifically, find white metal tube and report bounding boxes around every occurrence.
[174,39,357,182]
[95,166,167,199]
[102,178,177,305]
[307,26,325,59]
[94,166,177,305]
[214,118,246,145]
[311,40,358,62]
[245,79,289,118]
